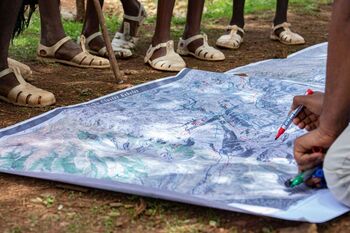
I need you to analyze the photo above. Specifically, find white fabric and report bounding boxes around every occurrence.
[324,125,350,207]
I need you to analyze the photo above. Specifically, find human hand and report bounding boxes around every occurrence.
[291,92,324,131]
[294,127,337,171]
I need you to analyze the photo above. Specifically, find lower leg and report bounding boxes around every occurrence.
[81,0,105,51]
[274,0,288,25]
[82,0,104,37]
[120,0,140,16]
[149,0,175,61]
[183,0,205,39]
[273,0,289,36]
[152,0,175,46]
[118,0,144,36]
[0,0,22,96]
[182,0,206,53]
[230,0,245,29]
[38,0,82,60]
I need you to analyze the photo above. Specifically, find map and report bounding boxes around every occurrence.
[0,43,348,222]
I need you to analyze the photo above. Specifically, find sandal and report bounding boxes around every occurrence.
[177,34,225,61]
[0,68,55,107]
[144,40,186,72]
[37,36,110,69]
[270,22,305,45]
[80,32,133,59]
[8,58,32,77]
[216,25,244,49]
[112,3,147,50]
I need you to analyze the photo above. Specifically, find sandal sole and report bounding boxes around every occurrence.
[0,95,55,108]
[37,56,111,69]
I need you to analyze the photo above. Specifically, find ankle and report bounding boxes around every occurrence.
[273,19,287,26]
[41,34,66,47]
[183,31,200,40]
[0,63,8,71]
[152,36,171,46]
[229,20,244,29]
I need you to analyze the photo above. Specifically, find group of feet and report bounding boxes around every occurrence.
[1,3,305,108]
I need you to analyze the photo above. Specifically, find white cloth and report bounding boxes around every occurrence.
[324,125,350,206]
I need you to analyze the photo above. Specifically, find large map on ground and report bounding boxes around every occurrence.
[0,43,348,222]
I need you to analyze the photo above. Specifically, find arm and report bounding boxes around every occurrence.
[320,0,350,137]
[294,0,350,171]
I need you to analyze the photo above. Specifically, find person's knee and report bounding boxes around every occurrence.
[324,133,350,206]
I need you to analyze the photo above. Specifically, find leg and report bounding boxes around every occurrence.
[38,0,83,60]
[274,0,288,26]
[324,126,350,207]
[215,0,245,49]
[38,0,109,68]
[178,0,224,60]
[273,0,288,36]
[0,1,55,106]
[149,0,176,60]
[230,0,245,29]
[270,0,304,45]
[119,0,144,35]
[182,0,205,52]
[0,0,22,97]
[82,0,105,52]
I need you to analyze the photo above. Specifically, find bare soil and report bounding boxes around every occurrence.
[2,4,349,233]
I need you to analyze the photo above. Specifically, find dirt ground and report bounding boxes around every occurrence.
[1,4,349,233]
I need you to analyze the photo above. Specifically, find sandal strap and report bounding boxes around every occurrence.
[180,34,207,48]
[0,68,12,79]
[37,36,71,57]
[123,4,147,23]
[272,22,291,32]
[86,32,103,45]
[144,41,173,62]
[227,25,244,34]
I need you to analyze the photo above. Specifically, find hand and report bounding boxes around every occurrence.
[291,92,324,131]
[294,127,337,171]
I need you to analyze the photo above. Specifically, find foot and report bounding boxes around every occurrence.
[145,40,186,72]
[40,37,83,61]
[38,36,110,69]
[0,68,55,107]
[216,25,244,49]
[112,2,147,51]
[177,34,225,61]
[83,32,105,53]
[270,22,305,45]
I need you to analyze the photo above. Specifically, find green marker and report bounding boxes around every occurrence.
[287,168,318,188]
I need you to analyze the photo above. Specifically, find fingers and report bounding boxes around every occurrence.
[293,110,320,130]
[297,152,324,171]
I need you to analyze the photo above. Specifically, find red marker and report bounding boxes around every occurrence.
[275,89,314,140]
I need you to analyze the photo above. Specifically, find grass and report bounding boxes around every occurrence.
[9,0,330,61]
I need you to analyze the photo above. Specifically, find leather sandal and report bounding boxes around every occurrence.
[37,36,110,69]
[216,25,244,49]
[177,34,225,61]
[0,68,56,107]
[112,3,147,50]
[80,32,132,59]
[144,40,186,72]
[270,22,305,45]
[8,58,32,77]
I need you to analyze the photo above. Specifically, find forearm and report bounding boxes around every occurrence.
[320,0,350,137]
